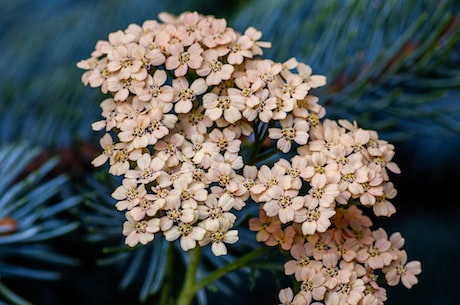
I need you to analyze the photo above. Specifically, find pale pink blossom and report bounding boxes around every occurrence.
[265,225,296,250]
[207,128,241,154]
[373,182,397,217]
[117,114,150,149]
[128,195,164,221]
[269,115,310,153]
[383,250,421,288]
[300,204,336,235]
[278,71,310,101]
[249,206,282,243]
[91,98,118,131]
[294,268,326,303]
[197,49,235,85]
[227,33,254,65]
[165,42,203,76]
[251,164,291,202]
[203,92,245,124]
[278,287,294,305]
[356,228,394,269]
[136,69,174,104]
[164,221,206,251]
[125,153,165,184]
[199,220,238,256]
[263,188,304,224]
[172,77,208,113]
[154,133,185,167]
[284,242,322,280]
[197,194,235,231]
[324,274,365,305]
[201,17,233,48]
[179,106,213,138]
[243,26,271,55]
[122,212,160,247]
[304,173,340,208]
[297,62,327,89]
[92,133,115,167]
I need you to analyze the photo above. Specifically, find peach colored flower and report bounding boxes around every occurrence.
[278,287,294,305]
[297,62,327,89]
[264,188,304,224]
[91,98,118,131]
[201,17,233,48]
[207,127,241,154]
[278,70,310,101]
[324,274,365,305]
[154,133,185,167]
[165,42,203,76]
[251,163,291,203]
[169,175,208,209]
[199,221,238,256]
[321,252,352,290]
[146,109,177,145]
[108,144,142,176]
[284,242,322,280]
[197,194,235,231]
[117,114,150,149]
[373,182,397,217]
[383,250,421,288]
[227,75,263,112]
[197,49,235,85]
[112,178,146,211]
[304,173,340,209]
[294,268,326,304]
[136,69,174,104]
[243,26,271,55]
[247,59,283,89]
[164,220,206,251]
[203,92,245,124]
[122,212,160,247]
[128,195,164,221]
[125,153,165,184]
[300,204,336,235]
[249,206,282,243]
[179,106,213,138]
[269,115,310,153]
[92,133,115,167]
[265,225,296,251]
[356,228,394,269]
[172,77,208,113]
[228,33,254,65]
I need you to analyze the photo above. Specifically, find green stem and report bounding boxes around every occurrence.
[159,243,175,305]
[176,246,202,305]
[193,245,269,293]
[175,246,269,305]
[0,280,32,305]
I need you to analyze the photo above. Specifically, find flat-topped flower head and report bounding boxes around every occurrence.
[80,13,419,303]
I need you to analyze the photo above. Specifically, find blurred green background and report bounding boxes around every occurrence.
[1,0,459,304]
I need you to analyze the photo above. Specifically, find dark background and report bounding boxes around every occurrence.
[1,1,459,304]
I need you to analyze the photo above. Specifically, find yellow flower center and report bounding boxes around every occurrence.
[278,195,292,208]
[210,59,223,72]
[135,220,148,233]
[178,222,193,236]
[307,208,321,221]
[282,127,296,140]
[217,96,231,109]
[211,231,225,243]
[179,52,190,65]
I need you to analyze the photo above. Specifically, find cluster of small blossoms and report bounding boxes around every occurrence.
[78,10,420,302]
[247,119,422,302]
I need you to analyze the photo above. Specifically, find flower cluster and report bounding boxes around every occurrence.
[78,10,420,304]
